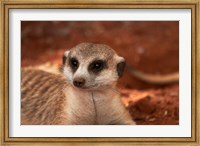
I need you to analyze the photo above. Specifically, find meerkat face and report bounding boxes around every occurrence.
[62,43,126,90]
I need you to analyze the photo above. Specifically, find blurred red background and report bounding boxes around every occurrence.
[21,21,179,89]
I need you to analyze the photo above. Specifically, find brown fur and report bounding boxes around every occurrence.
[21,68,134,125]
[21,69,68,125]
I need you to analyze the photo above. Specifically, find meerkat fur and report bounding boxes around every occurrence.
[21,43,135,125]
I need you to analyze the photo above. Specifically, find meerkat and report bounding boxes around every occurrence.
[21,43,135,125]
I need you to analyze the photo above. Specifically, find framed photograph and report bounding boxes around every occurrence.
[1,0,199,145]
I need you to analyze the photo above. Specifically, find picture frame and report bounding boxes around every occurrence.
[0,0,199,145]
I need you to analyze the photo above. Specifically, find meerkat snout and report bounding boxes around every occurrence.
[73,77,86,88]
[62,43,126,90]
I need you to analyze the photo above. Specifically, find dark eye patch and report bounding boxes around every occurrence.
[89,60,106,73]
[69,57,79,72]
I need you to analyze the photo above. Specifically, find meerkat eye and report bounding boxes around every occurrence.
[90,60,105,73]
[69,58,79,70]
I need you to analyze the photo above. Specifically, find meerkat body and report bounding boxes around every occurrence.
[21,43,135,125]
[21,69,68,124]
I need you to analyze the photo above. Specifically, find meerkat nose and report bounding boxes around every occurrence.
[73,78,86,88]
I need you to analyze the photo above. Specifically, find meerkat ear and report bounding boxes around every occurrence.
[62,50,70,65]
[116,56,126,77]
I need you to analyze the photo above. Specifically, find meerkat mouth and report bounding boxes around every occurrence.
[72,84,100,91]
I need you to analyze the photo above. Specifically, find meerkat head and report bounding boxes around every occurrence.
[62,43,125,90]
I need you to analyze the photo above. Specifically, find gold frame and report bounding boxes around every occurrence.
[0,0,199,145]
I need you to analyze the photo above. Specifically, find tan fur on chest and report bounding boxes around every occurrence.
[65,87,95,124]
[65,86,134,125]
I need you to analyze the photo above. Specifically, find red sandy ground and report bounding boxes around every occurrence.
[21,21,179,125]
